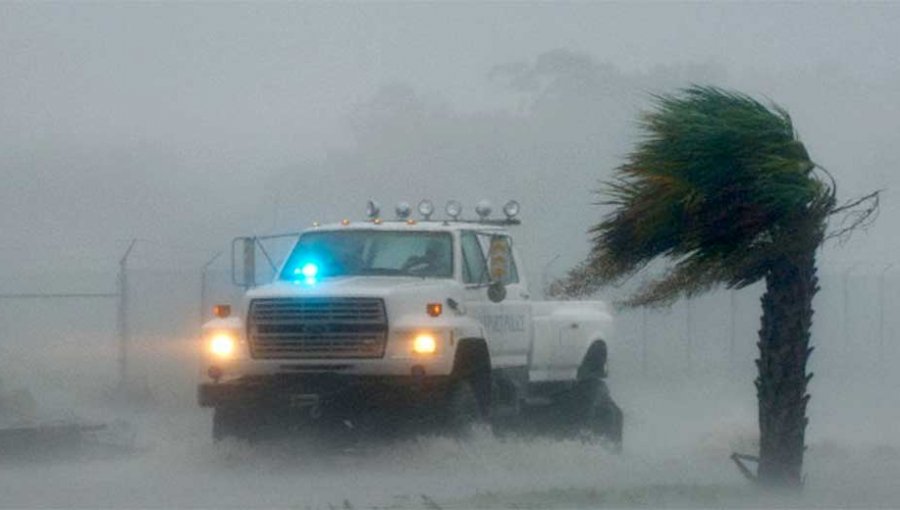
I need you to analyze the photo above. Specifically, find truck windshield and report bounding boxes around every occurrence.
[280,230,454,280]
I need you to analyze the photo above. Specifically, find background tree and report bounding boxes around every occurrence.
[557,86,878,488]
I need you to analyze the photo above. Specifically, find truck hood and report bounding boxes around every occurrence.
[246,277,459,299]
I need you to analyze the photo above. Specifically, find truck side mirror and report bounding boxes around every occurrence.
[487,280,507,303]
[231,236,257,288]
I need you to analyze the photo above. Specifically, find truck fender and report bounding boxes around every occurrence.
[577,340,608,380]
[453,338,492,416]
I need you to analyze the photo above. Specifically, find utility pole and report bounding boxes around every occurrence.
[200,251,222,326]
[116,239,137,393]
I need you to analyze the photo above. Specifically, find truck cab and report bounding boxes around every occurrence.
[198,200,621,445]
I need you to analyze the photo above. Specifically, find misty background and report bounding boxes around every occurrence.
[1,3,899,508]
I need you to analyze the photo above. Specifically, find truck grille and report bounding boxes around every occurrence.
[247,298,388,359]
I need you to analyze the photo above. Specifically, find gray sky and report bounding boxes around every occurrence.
[2,8,900,505]
[1,2,898,279]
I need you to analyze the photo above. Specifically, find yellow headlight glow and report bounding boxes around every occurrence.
[413,333,437,355]
[209,332,236,358]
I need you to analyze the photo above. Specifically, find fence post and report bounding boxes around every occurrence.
[242,237,256,288]
[116,239,137,393]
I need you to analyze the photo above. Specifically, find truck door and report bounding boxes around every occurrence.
[460,231,531,368]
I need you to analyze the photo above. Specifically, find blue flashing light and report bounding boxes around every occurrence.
[301,263,318,278]
[292,262,319,285]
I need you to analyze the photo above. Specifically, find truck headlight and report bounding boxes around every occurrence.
[412,333,437,355]
[208,332,237,359]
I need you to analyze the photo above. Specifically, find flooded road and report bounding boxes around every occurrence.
[2,375,898,508]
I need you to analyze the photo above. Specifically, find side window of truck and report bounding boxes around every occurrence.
[478,234,519,285]
[461,231,489,284]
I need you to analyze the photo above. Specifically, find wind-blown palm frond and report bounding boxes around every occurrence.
[585,86,834,306]
[564,85,879,487]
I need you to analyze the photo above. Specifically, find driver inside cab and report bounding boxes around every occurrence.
[402,240,451,277]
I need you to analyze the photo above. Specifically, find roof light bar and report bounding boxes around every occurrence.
[357,199,520,224]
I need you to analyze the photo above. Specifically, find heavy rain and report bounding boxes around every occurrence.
[1,3,899,508]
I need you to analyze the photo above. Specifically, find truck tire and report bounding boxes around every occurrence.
[442,379,481,436]
[569,377,623,451]
[449,339,492,422]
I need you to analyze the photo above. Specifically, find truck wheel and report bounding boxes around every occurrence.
[212,406,255,442]
[442,380,481,436]
[569,378,623,451]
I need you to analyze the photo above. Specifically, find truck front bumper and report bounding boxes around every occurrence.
[198,373,452,411]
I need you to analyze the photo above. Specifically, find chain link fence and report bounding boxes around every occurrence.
[1,238,897,413]
[611,264,900,383]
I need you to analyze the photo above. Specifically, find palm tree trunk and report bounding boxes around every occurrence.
[756,247,818,487]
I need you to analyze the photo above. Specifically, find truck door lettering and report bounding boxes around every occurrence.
[477,314,526,333]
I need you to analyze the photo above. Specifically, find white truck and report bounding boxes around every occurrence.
[197,200,622,446]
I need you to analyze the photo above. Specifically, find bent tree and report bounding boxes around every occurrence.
[559,86,877,487]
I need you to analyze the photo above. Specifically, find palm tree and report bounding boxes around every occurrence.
[561,86,877,487]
